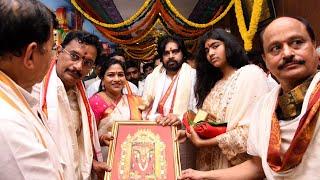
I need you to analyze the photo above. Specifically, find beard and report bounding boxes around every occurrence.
[163,59,183,72]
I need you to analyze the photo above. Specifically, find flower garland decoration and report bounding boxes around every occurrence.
[164,0,234,28]
[95,18,163,45]
[121,44,157,51]
[234,0,263,51]
[71,0,154,28]
[124,46,156,60]
[98,3,157,36]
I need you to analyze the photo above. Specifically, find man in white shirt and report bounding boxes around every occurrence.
[125,60,145,96]
[33,31,110,179]
[179,17,320,180]
[141,35,197,169]
[0,1,64,179]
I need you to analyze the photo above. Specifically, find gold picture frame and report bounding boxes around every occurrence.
[105,121,181,180]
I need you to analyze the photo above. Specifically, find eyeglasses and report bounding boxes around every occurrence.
[62,48,95,69]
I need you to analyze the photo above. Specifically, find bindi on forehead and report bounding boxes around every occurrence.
[168,47,178,51]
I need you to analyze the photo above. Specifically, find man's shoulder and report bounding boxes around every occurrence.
[0,101,32,128]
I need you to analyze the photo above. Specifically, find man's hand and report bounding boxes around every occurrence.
[92,160,111,180]
[99,133,114,146]
[175,130,187,143]
[156,113,181,126]
[178,168,210,180]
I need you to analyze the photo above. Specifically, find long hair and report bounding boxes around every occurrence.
[195,28,249,108]
[98,58,126,92]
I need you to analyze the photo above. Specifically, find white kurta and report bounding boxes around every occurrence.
[33,65,102,180]
[142,63,197,170]
[247,72,320,180]
[0,75,63,180]
[142,63,197,120]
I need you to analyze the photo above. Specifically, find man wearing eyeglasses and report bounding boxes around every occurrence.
[33,30,110,179]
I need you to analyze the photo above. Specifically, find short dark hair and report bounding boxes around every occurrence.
[95,53,107,67]
[61,30,102,58]
[98,58,126,92]
[125,60,139,70]
[0,0,57,56]
[110,48,125,58]
[260,16,316,52]
[143,62,154,72]
[157,35,190,61]
[195,28,249,107]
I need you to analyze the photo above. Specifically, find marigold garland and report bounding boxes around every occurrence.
[121,44,156,51]
[164,0,234,28]
[106,4,157,36]
[71,0,154,28]
[124,46,156,60]
[234,0,263,51]
[72,0,263,53]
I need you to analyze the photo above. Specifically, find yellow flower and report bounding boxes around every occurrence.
[234,0,263,51]
[71,0,153,28]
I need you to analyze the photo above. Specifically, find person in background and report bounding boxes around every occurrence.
[125,60,145,96]
[143,62,155,77]
[0,0,64,179]
[125,60,141,87]
[138,62,155,95]
[186,54,197,69]
[83,52,106,88]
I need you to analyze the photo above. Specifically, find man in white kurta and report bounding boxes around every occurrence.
[33,64,103,180]
[246,17,320,180]
[247,72,320,180]
[142,62,196,120]
[33,31,109,179]
[178,17,320,180]
[141,35,197,170]
[0,0,64,179]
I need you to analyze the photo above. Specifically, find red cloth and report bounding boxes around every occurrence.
[193,122,227,139]
[182,111,227,139]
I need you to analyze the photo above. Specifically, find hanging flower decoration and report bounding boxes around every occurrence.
[71,0,264,59]
[164,0,234,28]
[71,0,154,28]
[234,0,263,51]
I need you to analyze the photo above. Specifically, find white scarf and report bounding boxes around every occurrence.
[143,63,194,119]
[40,64,102,179]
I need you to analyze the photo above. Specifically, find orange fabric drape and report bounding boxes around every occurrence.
[267,83,320,172]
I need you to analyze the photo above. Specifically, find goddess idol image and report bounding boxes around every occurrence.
[119,129,167,179]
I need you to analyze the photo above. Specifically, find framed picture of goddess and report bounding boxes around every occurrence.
[105,121,181,180]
